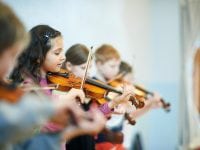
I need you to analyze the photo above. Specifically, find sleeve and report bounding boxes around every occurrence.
[14,132,62,150]
[0,92,55,143]
[98,102,113,116]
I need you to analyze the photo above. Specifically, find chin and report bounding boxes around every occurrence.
[52,68,61,73]
[107,75,115,80]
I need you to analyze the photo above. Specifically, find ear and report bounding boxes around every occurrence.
[65,62,72,71]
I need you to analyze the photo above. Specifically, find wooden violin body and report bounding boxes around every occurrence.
[0,82,24,103]
[108,77,171,112]
[47,69,122,104]
[108,79,145,109]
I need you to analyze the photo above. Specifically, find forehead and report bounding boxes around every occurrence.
[104,58,121,65]
[49,36,63,49]
[79,62,87,67]
[74,62,91,68]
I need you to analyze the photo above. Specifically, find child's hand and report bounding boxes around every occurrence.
[50,88,86,127]
[67,88,85,103]
[62,108,106,141]
[58,88,86,104]
[109,84,135,108]
[114,101,136,114]
[147,92,163,109]
[51,95,79,126]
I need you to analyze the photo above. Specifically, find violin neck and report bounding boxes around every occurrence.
[86,78,122,95]
[47,71,70,78]
[134,84,153,95]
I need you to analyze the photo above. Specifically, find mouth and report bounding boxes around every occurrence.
[57,63,62,67]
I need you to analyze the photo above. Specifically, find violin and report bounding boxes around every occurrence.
[46,69,129,104]
[108,78,170,112]
[108,77,171,125]
[108,79,145,125]
[108,79,145,109]
[0,81,57,103]
[0,81,24,103]
[47,69,142,109]
[47,69,143,126]
[134,84,170,112]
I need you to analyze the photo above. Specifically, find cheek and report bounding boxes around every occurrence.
[113,67,119,75]
[43,59,57,72]
[101,67,112,78]
[108,69,119,79]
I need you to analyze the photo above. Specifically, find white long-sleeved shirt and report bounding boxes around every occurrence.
[0,92,55,150]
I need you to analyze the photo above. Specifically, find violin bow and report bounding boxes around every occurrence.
[80,46,93,89]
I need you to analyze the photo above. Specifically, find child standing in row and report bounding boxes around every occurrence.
[10,25,106,150]
[94,44,162,150]
[0,2,102,150]
[62,43,135,150]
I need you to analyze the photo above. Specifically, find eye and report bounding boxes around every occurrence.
[54,50,61,55]
[81,66,86,70]
[54,52,60,55]
[53,48,63,56]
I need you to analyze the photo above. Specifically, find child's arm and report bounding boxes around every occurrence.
[107,84,135,109]
[62,108,106,142]
[0,93,55,143]
[98,102,114,115]
[127,92,162,120]
[0,88,86,143]
[96,84,135,116]
[42,88,86,130]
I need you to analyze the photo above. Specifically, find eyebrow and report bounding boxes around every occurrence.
[53,48,63,52]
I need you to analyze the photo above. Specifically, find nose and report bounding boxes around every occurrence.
[60,52,66,62]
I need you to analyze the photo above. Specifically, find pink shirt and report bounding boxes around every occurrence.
[23,77,63,133]
[39,78,63,133]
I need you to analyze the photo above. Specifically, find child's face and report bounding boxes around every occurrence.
[42,36,65,73]
[97,58,120,80]
[0,42,24,80]
[66,62,92,78]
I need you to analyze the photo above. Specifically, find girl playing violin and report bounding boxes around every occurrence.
[0,2,104,150]
[10,25,106,150]
[118,61,163,120]
[62,43,135,150]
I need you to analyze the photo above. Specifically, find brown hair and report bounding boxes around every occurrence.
[0,2,29,54]
[119,61,133,76]
[64,44,89,66]
[10,25,61,83]
[193,48,200,113]
[95,44,120,63]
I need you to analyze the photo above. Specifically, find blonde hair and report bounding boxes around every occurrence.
[95,44,120,63]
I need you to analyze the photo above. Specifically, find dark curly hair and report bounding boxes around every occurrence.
[10,25,61,83]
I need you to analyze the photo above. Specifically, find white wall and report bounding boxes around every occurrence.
[4,0,181,149]
[5,0,151,82]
